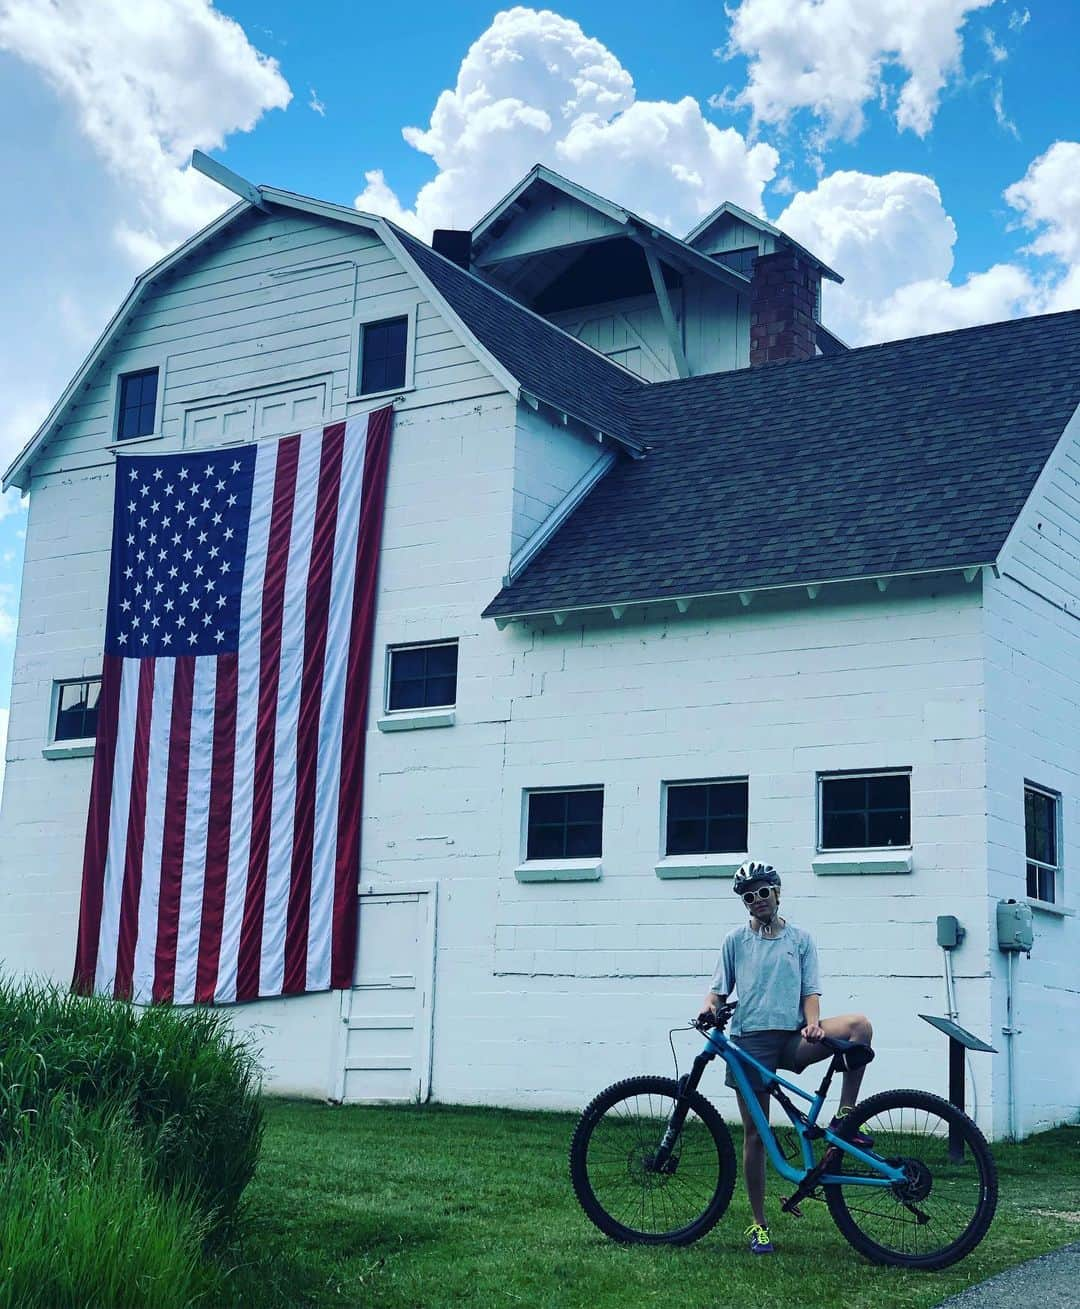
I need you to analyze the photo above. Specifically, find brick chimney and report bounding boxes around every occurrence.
[749,249,818,366]
[432,229,472,271]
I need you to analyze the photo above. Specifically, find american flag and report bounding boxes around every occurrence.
[73,409,393,1004]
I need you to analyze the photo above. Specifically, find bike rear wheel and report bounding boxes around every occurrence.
[824,1088,998,1269]
[569,1075,736,1245]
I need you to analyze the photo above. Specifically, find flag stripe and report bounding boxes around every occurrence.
[236,433,300,1002]
[130,657,178,1003]
[195,652,238,1003]
[73,653,123,993]
[332,405,394,986]
[306,418,368,991]
[150,654,195,1000]
[215,443,277,1004]
[259,429,324,996]
[113,658,156,999]
[94,659,141,995]
[284,422,345,994]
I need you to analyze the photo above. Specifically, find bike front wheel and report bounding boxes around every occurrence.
[824,1088,998,1269]
[569,1075,736,1245]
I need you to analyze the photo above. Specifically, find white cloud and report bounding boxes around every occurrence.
[983,27,1008,63]
[309,87,326,117]
[355,6,778,238]
[720,0,995,142]
[778,153,1080,344]
[1009,8,1030,32]
[0,0,291,262]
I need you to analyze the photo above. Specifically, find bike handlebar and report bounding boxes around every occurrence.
[693,1000,737,1033]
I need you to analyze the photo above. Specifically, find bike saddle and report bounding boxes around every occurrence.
[820,1036,875,1070]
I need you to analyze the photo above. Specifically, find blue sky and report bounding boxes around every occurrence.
[0,0,1078,745]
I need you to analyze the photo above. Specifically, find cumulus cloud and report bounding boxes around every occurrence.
[720,0,994,142]
[0,0,291,261]
[355,6,778,237]
[778,154,1080,344]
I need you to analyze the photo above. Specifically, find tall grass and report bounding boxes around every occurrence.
[0,1099,226,1309]
[0,978,264,1239]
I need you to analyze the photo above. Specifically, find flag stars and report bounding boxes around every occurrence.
[152,467,163,481]
[214,629,224,643]
[140,483,150,497]
[230,460,241,473]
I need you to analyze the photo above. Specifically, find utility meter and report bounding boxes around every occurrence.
[937,915,966,949]
[996,899,1033,953]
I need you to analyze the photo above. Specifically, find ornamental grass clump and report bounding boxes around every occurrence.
[0,977,264,1241]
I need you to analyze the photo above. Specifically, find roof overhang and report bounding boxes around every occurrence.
[685,201,844,285]
[485,562,992,628]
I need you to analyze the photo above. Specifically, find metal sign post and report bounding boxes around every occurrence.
[918,1015,997,1162]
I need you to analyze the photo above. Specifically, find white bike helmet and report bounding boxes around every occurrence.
[731,860,781,896]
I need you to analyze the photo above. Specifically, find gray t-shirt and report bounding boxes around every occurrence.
[709,922,821,1036]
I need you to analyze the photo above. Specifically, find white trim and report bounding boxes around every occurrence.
[514,860,602,883]
[816,767,912,854]
[684,200,843,283]
[997,399,1080,576]
[383,638,459,714]
[508,450,615,582]
[110,360,166,446]
[655,855,747,880]
[471,164,630,251]
[347,297,420,403]
[1024,897,1075,918]
[521,784,604,866]
[643,248,690,379]
[659,776,750,862]
[1023,780,1063,906]
[43,742,96,760]
[812,851,913,875]
[378,710,455,733]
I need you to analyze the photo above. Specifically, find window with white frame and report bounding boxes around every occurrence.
[818,769,911,850]
[386,640,458,712]
[1025,783,1060,904]
[664,778,748,856]
[116,367,159,440]
[525,787,603,861]
[52,677,102,743]
[359,315,409,395]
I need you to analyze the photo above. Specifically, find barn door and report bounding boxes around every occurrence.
[335,888,436,1104]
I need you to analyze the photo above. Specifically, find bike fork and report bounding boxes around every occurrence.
[651,1052,712,1171]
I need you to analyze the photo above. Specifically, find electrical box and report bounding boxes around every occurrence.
[996,899,1033,953]
[937,915,965,949]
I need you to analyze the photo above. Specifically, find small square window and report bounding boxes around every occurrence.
[819,770,911,851]
[1025,783,1060,904]
[526,788,603,861]
[387,641,458,711]
[53,678,102,742]
[116,368,159,440]
[665,779,749,855]
[360,316,408,395]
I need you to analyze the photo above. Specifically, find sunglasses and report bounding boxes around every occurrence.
[742,887,775,904]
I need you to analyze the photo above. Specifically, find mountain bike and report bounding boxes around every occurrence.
[569,1003,998,1269]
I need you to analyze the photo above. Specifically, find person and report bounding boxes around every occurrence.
[697,860,873,1256]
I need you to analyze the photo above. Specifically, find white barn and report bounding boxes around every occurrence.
[1,164,1078,1139]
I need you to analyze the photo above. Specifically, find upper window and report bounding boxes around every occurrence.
[819,770,911,850]
[359,316,408,395]
[53,677,101,742]
[1025,783,1060,904]
[665,779,748,856]
[387,641,458,711]
[116,368,159,440]
[526,788,603,861]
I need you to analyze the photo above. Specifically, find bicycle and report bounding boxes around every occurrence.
[569,1002,998,1269]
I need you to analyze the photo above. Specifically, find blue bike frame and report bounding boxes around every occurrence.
[701,1027,906,1189]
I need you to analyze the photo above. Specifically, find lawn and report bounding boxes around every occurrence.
[222,1101,1080,1309]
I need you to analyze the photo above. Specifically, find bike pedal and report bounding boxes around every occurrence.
[780,1196,804,1217]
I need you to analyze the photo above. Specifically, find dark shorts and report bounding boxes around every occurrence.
[724,1029,805,1094]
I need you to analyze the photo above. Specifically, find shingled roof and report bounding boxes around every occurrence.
[391,225,646,448]
[484,310,1080,619]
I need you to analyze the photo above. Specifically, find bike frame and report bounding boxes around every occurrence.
[696,1027,906,1189]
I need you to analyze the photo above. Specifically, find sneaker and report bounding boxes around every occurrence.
[745,1222,774,1254]
[828,1110,875,1150]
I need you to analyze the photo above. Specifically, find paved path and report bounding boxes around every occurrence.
[934,1241,1080,1307]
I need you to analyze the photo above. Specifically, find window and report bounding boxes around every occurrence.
[53,677,102,742]
[526,788,603,860]
[116,368,159,440]
[1025,783,1060,903]
[359,316,408,395]
[386,641,458,711]
[665,779,748,855]
[819,770,911,850]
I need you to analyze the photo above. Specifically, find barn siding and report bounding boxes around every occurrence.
[511,404,613,552]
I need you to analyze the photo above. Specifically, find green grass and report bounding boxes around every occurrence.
[220,1101,1080,1309]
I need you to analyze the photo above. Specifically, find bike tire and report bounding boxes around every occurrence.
[569,1074,737,1245]
[824,1088,998,1270]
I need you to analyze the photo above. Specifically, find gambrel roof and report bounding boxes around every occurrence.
[484,310,1080,620]
[3,184,645,491]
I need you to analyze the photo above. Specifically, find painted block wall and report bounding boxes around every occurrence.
[983,574,1080,1135]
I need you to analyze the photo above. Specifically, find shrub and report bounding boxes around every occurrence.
[0,978,264,1240]
[0,1098,225,1309]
